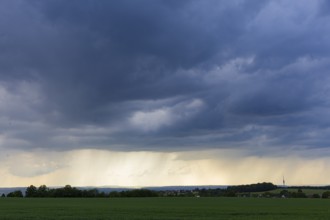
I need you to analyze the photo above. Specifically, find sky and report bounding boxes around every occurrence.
[1,0,330,187]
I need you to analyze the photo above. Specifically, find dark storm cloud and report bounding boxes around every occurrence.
[1,0,330,155]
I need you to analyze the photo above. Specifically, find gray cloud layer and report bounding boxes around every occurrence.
[1,0,330,155]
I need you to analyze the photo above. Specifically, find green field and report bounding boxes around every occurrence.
[269,188,327,196]
[0,197,330,219]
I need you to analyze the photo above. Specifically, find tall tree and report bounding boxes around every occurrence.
[25,185,37,197]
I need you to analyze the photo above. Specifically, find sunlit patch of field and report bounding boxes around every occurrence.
[268,188,327,196]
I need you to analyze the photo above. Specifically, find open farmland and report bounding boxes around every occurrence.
[1,197,330,220]
[269,188,327,196]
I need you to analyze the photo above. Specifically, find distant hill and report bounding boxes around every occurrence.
[144,185,227,191]
[0,185,228,196]
[2,184,329,196]
[0,187,26,196]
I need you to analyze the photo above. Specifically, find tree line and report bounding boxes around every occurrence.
[2,182,330,198]
[26,185,159,198]
[2,185,158,198]
[227,182,277,193]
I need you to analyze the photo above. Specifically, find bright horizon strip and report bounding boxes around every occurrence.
[0,149,330,187]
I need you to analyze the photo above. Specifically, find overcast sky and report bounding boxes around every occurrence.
[1,0,330,187]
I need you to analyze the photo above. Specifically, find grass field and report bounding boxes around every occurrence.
[269,188,327,196]
[0,197,330,219]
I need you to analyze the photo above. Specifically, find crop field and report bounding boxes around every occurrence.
[269,188,327,196]
[0,197,330,220]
